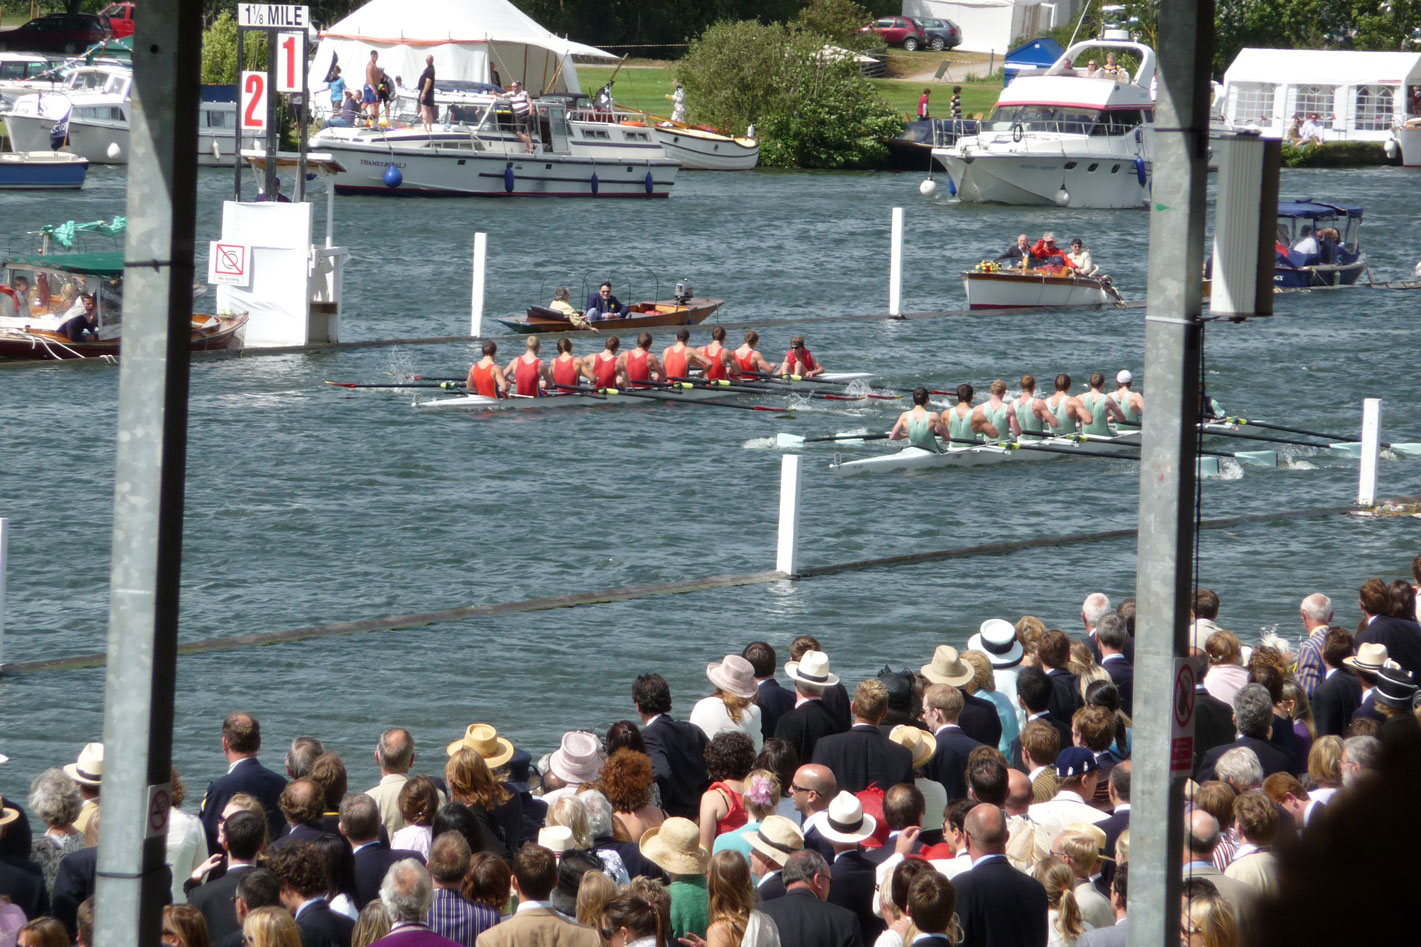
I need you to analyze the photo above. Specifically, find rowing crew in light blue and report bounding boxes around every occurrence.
[889,371,1144,452]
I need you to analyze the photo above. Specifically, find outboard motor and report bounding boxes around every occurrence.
[674,280,693,304]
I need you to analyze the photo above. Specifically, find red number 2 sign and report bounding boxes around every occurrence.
[240,71,268,131]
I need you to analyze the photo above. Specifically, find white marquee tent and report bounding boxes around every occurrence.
[1220,48,1421,140]
[903,0,1073,54]
[311,0,615,97]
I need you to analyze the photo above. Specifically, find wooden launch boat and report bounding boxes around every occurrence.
[496,297,725,334]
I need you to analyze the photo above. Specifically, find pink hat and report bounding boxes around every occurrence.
[548,731,604,785]
[707,655,758,699]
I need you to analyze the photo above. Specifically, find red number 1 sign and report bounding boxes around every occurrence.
[240,71,268,131]
[277,32,303,93]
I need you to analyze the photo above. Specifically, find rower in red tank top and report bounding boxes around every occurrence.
[550,337,588,391]
[619,332,662,387]
[508,335,548,396]
[592,335,621,388]
[701,325,737,380]
[779,334,824,377]
[734,329,776,379]
[465,340,508,397]
[661,327,709,381]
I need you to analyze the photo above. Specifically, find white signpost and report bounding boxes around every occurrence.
[234,5,311,202]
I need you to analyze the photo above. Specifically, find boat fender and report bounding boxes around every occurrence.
[1385,138,1399,159]
[383,164,402,188]
[1135,155,1146,186]
[946,172,956,197]
[590,171,599,195]
[919,177,938,197]
[644,170,654,195]
[504,164,515,192]
[1012,122,1024,143]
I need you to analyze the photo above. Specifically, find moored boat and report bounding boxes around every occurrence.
[497,296,725,334]
[1271,200,1366,288]
[650,121,759,170]
[0,150,87,188]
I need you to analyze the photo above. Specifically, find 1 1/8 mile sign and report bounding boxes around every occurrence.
[237,4,309,28]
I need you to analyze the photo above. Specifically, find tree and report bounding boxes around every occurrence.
[796,0,877,50]
[200,10,267,85]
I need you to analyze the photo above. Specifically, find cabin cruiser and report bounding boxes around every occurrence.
[934,38,1157,208]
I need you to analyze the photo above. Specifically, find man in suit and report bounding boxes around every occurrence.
[921,683,983,802]
[866,784,924,869]
[758,849,863,947]
[904,871,959,947]
[1313,631,1366,736]
[819,792,884,943]
[52,831,172,938]
[1012,665,1073,767]
[223,868,282,947]
[1356,577,1421,676]
[953,804,1048,947]
[189,809,266,944]
[745,641,795,739]
[1077,863,1128,947]
[285,735,325,780]
[1195,684,1295,781]
[199,712,289,849]
[1186,650,1236,767]
[1082,592,1134,665]
[634,673,709,820]
[269,842,355,947]
[365,727,417,837]
[1181,809,1255,935]
[1095,614,1133,715]
[476,843,600,947]
[1038,631,1083,721]
[0,800,47,922]
[1017,720,1061,804]
[341,792,423,909]
[380,857,467,947]
[272,779,327,851]
[1095,763,1130,891]
[812,678,914,794]
[920,645,1000,749]
[747,815,804,902]
[775,651,846,764]
[789,764,837,857]
[790,636,853,730]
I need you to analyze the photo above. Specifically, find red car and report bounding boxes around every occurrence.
[0,13,110,54]
[101,2,136,39]
[861,16,928,52]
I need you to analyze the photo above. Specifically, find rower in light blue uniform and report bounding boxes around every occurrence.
[943,383,1000,446]
[1080,372,1126,437]
[1112,369,1143,425]
[889,387,949,451]
[977,379,1017,442]
[1044,373,1093,437]
[1011,374,1060,442]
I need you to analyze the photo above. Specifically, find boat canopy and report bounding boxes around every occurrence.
[5,251,125,278]
[1277,199,1362,219]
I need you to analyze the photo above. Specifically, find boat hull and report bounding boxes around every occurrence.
[414,371,876,411]
[833,431,1141,473]
[938,152,1150,209]
[1273,258,1367,288]
[963,270,1115,309]
[499,298,725,333]
[0,313,247,360]
[651,125,759,170]
[0,150,87,188]
[6,113,240,166]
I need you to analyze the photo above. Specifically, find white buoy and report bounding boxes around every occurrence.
[212,139,221,160]
[1054,185,1070,207]
[919,178,938,197]
[1385,138,1399,159]
[106,141,121,160]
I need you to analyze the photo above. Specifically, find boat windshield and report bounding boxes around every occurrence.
[1276,212,1361,253]
[2,267,117,327]
[989,105,1149,136]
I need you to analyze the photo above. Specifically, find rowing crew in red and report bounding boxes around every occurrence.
[464,330,827,397]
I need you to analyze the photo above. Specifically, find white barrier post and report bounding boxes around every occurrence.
[1358,398,1381,506]
[776,454,802,576]
[0,518,7,670]
[470,231,487,337]
[889,207,904,318]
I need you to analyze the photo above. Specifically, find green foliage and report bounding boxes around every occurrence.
[200,10,267,85]
[678,20,903,168]
[1280,139,1389,167]
[797,0,876,50]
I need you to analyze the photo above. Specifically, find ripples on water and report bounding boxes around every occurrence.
[1,164,1419,791]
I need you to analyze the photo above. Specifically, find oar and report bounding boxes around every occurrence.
[554,384,791,415]
[1222,416,1359,443]
[743,370,942,396]
[386,374,465,382]
[777,431,893,448]
[1189,427,1338,450]
[665,377,868,402]
[327,380,465,390]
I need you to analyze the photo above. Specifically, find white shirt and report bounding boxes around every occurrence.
[690,695,763,751]
[164,808,208,905]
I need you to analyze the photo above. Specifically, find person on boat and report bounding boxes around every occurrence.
[508,80,535,153]
[951,86,962,120]
[1066,238,1099,277]
[1013,374,1061,441]
[663,328,712,380]
[1317,228,1341,265]
[1085,60,1100,77]
[1301,113,1325,143]
[700,325,740,381]
[591,335,622,388]
[551,337,593,392]
[325,90,360,128]
[260,178,291,203]
[10,275,31,319]
[917,88,931,121]
[364,51,381,125]
[327,65,346,113]
[506,335,551,397]
[1104,52,1117,75]
[466,340,510,398]
[1111,371,1143,425]
[778,336,823,378]
[733,330,776,379]
[976,379,1018,441]
[994,234,1032,265]
[889,387,950,452]
[943,383,1000,446]
[1079,372,1128,437]
[669,82,687,123]
[1045,374,1094,435]
[549,287,597,332]
[585,282,626,322]
[58,292,99,343]
[376,68,396,126]
[417,55,436,134]
[1199,384,1225,421]
[619,332,662,387]
[1029,233,1069,267]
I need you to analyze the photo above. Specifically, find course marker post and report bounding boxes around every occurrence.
[0,518,7,670]
[471,232,487,337]
[776,454,802,576]
[1358,398,1381,506]
[889,207,904,318]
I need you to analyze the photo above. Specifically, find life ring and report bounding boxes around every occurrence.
[1012,122,1024,143]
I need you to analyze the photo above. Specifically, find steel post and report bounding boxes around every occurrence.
[1130,3,1214,947]
[92,2,200,945]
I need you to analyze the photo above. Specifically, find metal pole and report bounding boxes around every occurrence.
[93,2,199,945]
[234,28,244,201]
[265,35,278,200]
[298,32,309,203]
[889,207,903,317]
[1130,2,1214,947]
[775,453,802,577]
[1358,398,1381,506]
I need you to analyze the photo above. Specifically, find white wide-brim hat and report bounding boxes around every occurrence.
[968,618,1025,669]
[818,790,876,845]
[63,742,103,787]
[785,650,839,687]
[548,731,605,785]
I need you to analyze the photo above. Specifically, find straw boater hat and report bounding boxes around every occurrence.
[548,731,605,786]
[888,724,937,770]
[1374,665,1418,708]
[1062,821,1112,861]
[818,791,877,845]
[64,743,104,788]
[707,655,759,700]
[968,619,1025,669]
[785,650,839,688]
[1344,642,1390,673]
[639,817,710,876]
[0,795,18,829]
[746,815,804,867]
[538,825,574,854]
[446,723,515,768]
[921,645,974,687]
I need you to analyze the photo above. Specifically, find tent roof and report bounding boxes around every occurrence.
[1278,199,1363,219]
[319,0,614,60]
[1225,47,1421,86]
[6,252,125,278]
[1006,38,1062,66]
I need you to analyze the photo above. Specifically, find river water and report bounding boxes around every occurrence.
[1,163,1418,797]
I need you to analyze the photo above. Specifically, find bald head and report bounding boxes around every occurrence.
[792,765,836,815]
[964,804,1005,856]
[1184,808,1220,861]
[1006,769,1032,814]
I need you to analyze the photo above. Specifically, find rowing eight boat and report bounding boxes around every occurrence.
[413,372,876,411]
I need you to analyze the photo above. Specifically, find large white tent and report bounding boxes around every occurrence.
[903,0,1073,55]
[311,0,615,96]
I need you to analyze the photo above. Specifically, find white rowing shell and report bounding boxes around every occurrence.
[412,372,877,412]
[831,430,1143,474]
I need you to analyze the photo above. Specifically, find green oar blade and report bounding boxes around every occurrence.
[776,433,806,449]
[1387,442,1421,457]
[1327,443,1363,459]
[1234,450,1278,468]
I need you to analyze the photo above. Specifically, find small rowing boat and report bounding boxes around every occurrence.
[963,261,1122,310]
[413,371,875,411]
[496,296,725,334]
[831,430,1141,473]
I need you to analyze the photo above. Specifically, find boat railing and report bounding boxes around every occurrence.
[565,107,648,126]
[973,121,1148,157]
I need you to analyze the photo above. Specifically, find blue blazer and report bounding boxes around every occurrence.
[199,756,288,851]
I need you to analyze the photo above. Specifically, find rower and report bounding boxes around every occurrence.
[1045,373,1094,435]
[663,327,711,381]
[551,337,592,392]
[506,335,550,397]
[1111,370,1144,425]
[618,332,662,387]
[889,387,949,452]
[1199,384,1225,421]
[944,383,999,446]
[975,379,1019,440]
[733,330,776,378]
[700,325,740,380]
[1079,372,1127,437]
[1012,374,1061,441]
[591,335,621,389]
[466,340,509,397]
[779,335,823,378]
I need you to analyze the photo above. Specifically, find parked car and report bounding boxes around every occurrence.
[0,13,110,54]
[861,16,928,52]
[915,18,962,51]
[100,2,136,39]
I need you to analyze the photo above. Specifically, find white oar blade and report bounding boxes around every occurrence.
[775,432,806,449]
[1327,443,1363,459]
[1387,442,1421,457]
[1198,457,1223,479]
[1235,450,1278,468]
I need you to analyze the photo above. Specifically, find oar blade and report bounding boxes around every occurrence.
[1234,450,1278,468]
[1387,442,1421,457]
[1197,456,1223,479]
[776,433,806,449]
[1327,443,1363,459]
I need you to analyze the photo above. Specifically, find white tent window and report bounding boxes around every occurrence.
[1295,85,1334,122]
[1229,82,1276,126]
[1354,84,1394,130]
